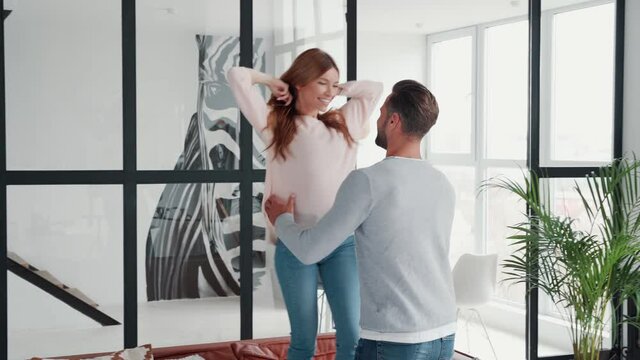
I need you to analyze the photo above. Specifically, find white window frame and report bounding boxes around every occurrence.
[425,0,615,322]
[426,19,528,268]
[425,26,478,164]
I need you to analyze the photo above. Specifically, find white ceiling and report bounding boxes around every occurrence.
[358,0,609,34]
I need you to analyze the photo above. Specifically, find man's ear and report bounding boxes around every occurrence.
[389,112,402,128]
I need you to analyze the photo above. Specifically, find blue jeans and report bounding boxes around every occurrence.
[355,334,456,360]
[275,236,360,360]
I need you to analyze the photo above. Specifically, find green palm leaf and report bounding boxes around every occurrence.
[482,157,640,360]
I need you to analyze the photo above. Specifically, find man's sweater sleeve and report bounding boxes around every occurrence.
[275,170,373,265]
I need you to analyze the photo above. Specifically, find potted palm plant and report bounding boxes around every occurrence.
[483,157,640,360]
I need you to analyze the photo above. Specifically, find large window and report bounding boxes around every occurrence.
[424,1,617,358]
[425,17,529,360]
[427,18,529,301]
[537,4,616,356]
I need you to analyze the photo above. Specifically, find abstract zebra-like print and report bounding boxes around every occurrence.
[145,35,267,300]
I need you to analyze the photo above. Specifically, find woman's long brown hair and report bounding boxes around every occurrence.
[266,48,354,160]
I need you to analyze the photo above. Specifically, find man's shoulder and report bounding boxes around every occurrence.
[358,157,433,173]
[362,159,454,193]
[347,167,373,185]
[356,158,393,174]
[352,163,386,184]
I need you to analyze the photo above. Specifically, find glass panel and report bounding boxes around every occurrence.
[485,21,528,160]
[428,36,474,155]
[252,0,348,339]
[538,177,613,356]
[537,294,614,357]
[471,167,528,360]
[251,183,290,339]
[296,42,319,55]
[276,0,294,44]
[357,1,430,167]
[358,1,529,356]
[548,177,603,233]
[434,166,476,265]
[485,167,527,306]
[138,182,241,346]
[137,0,250,171]
[541,1,615,165]
[275,52,293,78]
[5,0,122,170]
[7,185,123,359]
[537,290,577,356]
[321,37,347,84]
[321,37,348,109]
[376,0,529,356]
[318,0,345,34]
[255,0,347,166]
[294,0,316,39]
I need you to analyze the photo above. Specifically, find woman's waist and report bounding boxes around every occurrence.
[264,192,335,216]
[267,169,349,192]
[266,179,341,200]
[266,160,356,177]
[261,191,334,226]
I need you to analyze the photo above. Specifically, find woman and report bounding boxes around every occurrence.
[227,48,382,360]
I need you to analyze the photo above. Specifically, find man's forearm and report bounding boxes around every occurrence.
[275,214,338,265]
[274,171,371,265]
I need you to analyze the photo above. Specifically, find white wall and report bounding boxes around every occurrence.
[357,32,427,167]
[623,0,640,155]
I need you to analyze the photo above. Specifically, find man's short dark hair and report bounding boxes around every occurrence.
[386,80,439,138]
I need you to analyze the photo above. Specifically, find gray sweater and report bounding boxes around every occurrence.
[275,157,457,343]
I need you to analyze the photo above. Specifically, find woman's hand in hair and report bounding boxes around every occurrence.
[268,78,292,106]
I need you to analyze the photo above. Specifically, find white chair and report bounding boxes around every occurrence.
[452,253,499,360]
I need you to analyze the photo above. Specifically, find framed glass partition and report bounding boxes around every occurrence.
[1,0,631,359]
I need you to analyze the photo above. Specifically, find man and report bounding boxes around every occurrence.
[265,80,456,360]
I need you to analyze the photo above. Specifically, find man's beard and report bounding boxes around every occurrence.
[375,130,387,149]
[375,117,389,149]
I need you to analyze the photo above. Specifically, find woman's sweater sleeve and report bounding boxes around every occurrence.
[226,67,271,143]
[339,81,384,140]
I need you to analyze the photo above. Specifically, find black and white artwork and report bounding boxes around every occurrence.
[145,35,267,300]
